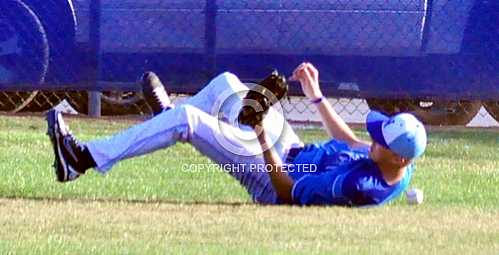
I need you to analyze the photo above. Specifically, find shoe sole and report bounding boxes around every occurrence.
[46,109,69,182]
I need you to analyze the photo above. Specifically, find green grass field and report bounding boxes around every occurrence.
[0,115,498,254]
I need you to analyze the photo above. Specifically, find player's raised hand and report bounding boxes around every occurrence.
[289,62,323,100]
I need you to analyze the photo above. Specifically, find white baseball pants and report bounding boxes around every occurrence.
[86,72,302,204]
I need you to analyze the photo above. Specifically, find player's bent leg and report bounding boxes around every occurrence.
[182,72,249,121]
[140,71,301,155]
[183,72,303,155]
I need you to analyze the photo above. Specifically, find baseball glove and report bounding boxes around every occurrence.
[238,70,288,127]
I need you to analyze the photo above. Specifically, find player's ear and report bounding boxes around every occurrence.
[389,153,406,166]
[395,155,411,167]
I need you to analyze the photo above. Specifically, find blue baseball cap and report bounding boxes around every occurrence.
[366,111,427,159]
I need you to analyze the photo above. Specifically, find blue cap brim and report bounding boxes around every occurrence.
[366,111,389,148]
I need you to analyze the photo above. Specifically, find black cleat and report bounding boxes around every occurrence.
[140,72,174,115]
[46,109,87,182]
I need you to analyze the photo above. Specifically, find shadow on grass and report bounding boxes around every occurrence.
[0,195,258,207]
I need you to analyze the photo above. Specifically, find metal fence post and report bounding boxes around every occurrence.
[88,91,101,116]
[89,0,101,117]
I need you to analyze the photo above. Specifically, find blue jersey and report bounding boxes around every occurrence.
[286,139,413,207]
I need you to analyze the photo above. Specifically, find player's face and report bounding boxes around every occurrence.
[369,141,398,164]
[369,141,411,167]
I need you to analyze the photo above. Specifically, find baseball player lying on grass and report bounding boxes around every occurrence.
[47,62,426,207]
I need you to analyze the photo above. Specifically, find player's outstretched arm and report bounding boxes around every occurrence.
[255,125,294,204]
[290,62,369,148]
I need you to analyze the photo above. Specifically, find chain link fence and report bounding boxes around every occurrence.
[0,0,498,126]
